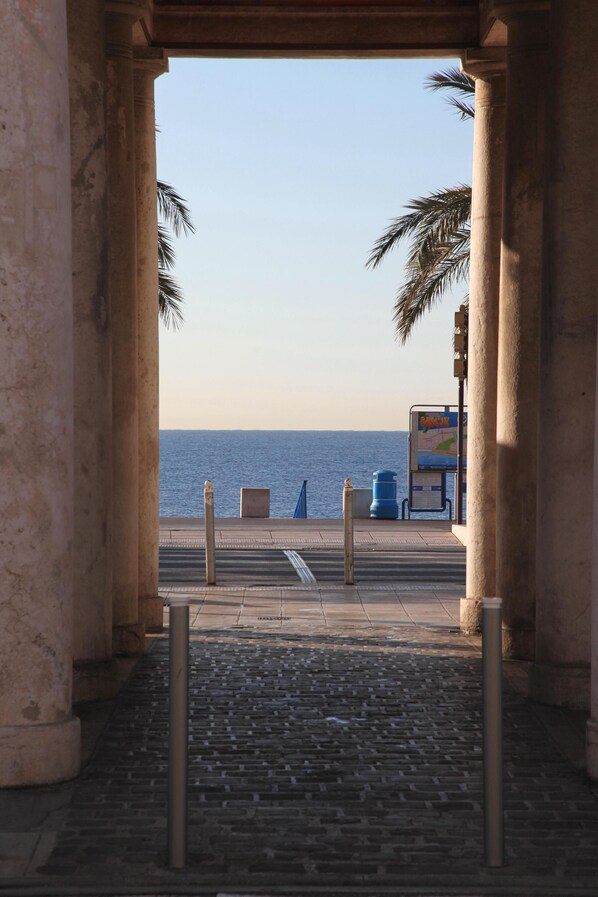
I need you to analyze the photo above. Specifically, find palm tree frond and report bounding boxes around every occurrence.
[426,68,475,119]
[157,180,196,237]
[158,268,185,330]
[155,177,195,330]
[394,229,471,343]
[446,96,475,121]
[367,67,474,345]
[406,187,471,266]
[158,223,177,270]
[367,185,471,270]
[425,67,475,98]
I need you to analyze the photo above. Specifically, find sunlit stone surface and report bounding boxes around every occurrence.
[0,1,80,785]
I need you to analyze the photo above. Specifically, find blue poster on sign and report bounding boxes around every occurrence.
[410,410,467,471]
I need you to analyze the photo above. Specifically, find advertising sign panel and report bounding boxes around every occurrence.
[410,410,467,472]
[410,472,445,511]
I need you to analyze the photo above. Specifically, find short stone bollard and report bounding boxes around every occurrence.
[168,596,189,869]
[343,478,354,585]
[204,480,216,585]
[482,596,504,868]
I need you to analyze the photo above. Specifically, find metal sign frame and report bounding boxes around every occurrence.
[402,404,469,520]
[403,470,452,519]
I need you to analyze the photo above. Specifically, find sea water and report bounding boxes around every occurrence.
[160,430,457,520]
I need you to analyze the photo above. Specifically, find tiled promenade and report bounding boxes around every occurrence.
[0,519,596,896]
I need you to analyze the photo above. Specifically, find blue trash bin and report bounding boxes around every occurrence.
[370,469,399,520]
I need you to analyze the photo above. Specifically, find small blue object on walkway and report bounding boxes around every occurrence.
[293,480,307,518]
[370,469,399,519]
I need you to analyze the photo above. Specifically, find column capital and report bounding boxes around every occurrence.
[462,48,506,80]
[105,1,148,58]
[133,47,169,79]
[490,0,549,24]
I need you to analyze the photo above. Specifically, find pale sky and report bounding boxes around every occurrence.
[155,58,473,430]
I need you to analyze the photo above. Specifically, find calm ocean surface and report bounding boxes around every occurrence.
[160,430,456,519]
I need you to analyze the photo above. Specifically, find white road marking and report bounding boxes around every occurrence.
[284,549,317,584]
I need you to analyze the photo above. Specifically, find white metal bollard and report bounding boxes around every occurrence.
[204,480,216,585]
[482,596,504,867]
[343,478,354,585]
[168,595,190,869]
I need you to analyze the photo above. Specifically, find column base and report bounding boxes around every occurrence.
[502,627,535,661]
[460,596,482,633]
[0,716,81,787]
[586,718,598,779]
[73,658,121,703]
[140,593,164,633]
[529,662,590,710]
[112,622,145,657]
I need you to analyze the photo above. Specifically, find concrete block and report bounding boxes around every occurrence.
[452,523,467,545]
[352,488,373,519]
[240,488,270,518]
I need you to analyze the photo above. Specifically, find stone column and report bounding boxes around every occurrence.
[135,49,168,633]
[68,0,120,702]
[105,0,147,655]
[531,0,597,712]
[0,2,80,785]
[492,0,549,660]
[460,49,506,633]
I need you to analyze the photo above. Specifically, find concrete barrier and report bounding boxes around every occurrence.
[352,487,373,519]
[240,488,270,518]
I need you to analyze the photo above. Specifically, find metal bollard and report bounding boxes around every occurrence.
[343,478,354,585]
[482,597,504,867]
[168,596,190,869]
[204,480,216,585]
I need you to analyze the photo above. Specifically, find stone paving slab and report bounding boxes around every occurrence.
[1,620,594,896]
[156,586,462,631]
[159,519,461,552]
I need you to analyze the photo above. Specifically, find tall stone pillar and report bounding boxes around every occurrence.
[134,49,168,633]
[460,50,506,633]
[492,0,549,660]
[68,0,119,702]
[0,2,80,785]
[532,1,597,712]
[105,0,146,655]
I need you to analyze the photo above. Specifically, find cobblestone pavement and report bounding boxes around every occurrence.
[23,620,598,896]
